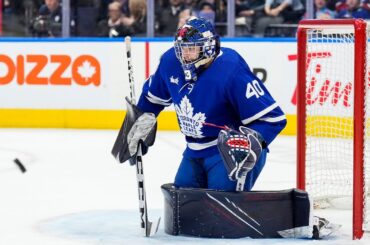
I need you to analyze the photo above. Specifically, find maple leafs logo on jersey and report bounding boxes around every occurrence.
[170,76,179,85]
[175,96,206,138]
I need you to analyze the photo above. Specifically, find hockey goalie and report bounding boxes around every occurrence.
[112,16,339,239]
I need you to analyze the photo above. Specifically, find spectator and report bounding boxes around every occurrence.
[362,0,370,10]
[254,0,305,37]
[315,0,336,19]
[156,0,187,36]
[113,0,130,16]
[196,1,216,24]
[325,0,344,10]
[121,0,147,36]
[97,0,128,20]
[96,1,132,37]
[235,0,265,36]
[1,0,23,36]
[183,0,199,9]
[3,0,14,14]
[254,0,284,37]
[98,0,113,20]
[29,0,68,37]
[214,0,226,23]
[177,8,192,28]
[271,0,305,23]
[335,0,348,11]
[336,0,370,18]
[73,0,100,37]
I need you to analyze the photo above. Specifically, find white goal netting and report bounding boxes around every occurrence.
[302,25,370,232]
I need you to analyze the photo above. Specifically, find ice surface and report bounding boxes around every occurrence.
[0,129,369,244]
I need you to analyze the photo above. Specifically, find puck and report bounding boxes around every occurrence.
[13,158,26,173]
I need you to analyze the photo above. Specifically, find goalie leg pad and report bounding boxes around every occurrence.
[161,183,313,239]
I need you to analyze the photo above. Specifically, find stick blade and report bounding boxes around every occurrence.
[145,217,161,237]
[236,171,248,191]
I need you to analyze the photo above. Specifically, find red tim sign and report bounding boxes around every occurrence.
[288,52,361,108]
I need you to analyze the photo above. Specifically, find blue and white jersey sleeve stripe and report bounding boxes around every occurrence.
[258,115,287,123]
[146,91,172,106]
[241,103,280,125]
[226,58,286,145]
[137,59,172,116]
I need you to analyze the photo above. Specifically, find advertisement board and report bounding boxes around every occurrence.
[0,38,305,133]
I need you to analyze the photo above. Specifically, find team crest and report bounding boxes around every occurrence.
[170,76,179,85]
[175,96,206,138]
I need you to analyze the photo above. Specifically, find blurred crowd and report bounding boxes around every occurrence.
[1,0,370,38]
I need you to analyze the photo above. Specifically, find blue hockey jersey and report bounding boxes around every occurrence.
[137,47,286,158]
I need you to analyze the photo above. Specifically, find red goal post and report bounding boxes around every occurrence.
[296,19,369,240]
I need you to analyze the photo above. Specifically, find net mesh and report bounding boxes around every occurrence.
[304,26,370,231]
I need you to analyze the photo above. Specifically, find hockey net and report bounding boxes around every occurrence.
[297,19,370,240]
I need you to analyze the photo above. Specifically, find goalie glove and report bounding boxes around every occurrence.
[111,97,157,165]
[217,126,264,181]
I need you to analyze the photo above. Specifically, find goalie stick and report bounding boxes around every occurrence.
[124,36,160,237]
[236,170,248,192]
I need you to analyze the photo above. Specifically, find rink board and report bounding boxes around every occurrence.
[0,37,328,135]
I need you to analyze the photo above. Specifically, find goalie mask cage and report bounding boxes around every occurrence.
[297,19,370,240]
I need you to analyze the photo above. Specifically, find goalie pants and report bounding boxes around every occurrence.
[174,149,267,191]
